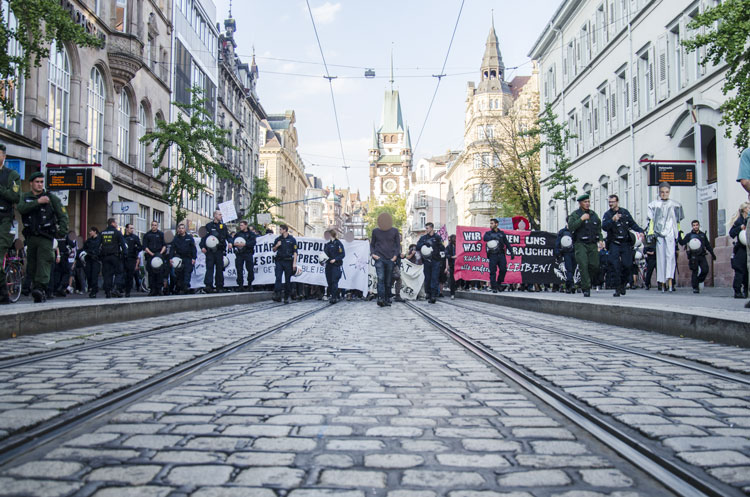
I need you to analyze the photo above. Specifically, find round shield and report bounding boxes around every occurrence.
[164,230,174,244]
[318,251,329,265]
[420,245,433,257]
[170,257,182,268]
[151,256,163,269]
[560,235,573,248]
[377,212,393,231]
[234,237,246,247]
[206,235,219,249]
[631,230,643,248]
[223,255,230,268]
[487,240,499,249]
[198,226,207,239]
[78,250,87,262]
[741,232,748,246]
[344,231,355,243]
[634,250,643,260]
[688,238,702,251]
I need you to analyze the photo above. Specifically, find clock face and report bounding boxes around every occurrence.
[383,178,397,193]
[378,167,388,176]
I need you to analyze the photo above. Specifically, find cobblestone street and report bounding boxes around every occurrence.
[0,299,747,496]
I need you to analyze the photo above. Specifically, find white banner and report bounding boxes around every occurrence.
[218,200,238,223]
[368,258,425,300]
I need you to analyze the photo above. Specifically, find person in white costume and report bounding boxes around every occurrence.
[646,182,684,292]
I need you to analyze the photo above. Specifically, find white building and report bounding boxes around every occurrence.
[405,153,457,246]
[530,0,740,285]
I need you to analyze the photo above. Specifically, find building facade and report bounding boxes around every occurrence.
[368,88,412,207]
[0,0,173,240]
[405,152,457,246]
[529,0,739,286]
[259,111,309,236]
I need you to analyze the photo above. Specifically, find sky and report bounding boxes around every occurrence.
[214,0,561,201]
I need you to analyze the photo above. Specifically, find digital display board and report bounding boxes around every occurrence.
[647,163,696,186]
[47,168,91,190]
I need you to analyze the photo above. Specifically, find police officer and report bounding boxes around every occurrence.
[99,217,127,298]
[323,229,346,304]
[416,222,445,304]
[122,223,142,297]
[602,194,644,297]
[729,204,749,299]
[568,193,603,297]
[169,222,197,295]
[233,220,256,291]
[643,234,657,290]
[82,227,101,297]
[18,171,68,303]
[679,220,716,294]
[200,209,229,293]
[0,143,21,304]
[482,218,514,294]
[272,223,297,303]
[554,225,576,293]
[142,220,166,296]
[51,231,76,297]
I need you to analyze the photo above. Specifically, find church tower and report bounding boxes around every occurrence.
[369,67,412,206]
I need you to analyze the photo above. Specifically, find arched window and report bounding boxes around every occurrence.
[86,67,105,163]
[47,40,70,153]
[137,103,147,172]
[116,90,130,163]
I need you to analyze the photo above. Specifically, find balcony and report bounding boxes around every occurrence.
[415,200,428,209]
[107,33,144,91]
[468,199,494,215]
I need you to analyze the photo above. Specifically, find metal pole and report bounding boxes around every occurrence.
[692,107,704,227]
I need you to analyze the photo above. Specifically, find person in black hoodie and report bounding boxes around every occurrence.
[169,222,197,295]
[679,220,716,294]
[417,222,446,304]
[82,227,101,298]
[729,203,749,298]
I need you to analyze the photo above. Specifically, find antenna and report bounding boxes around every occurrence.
[389,44,394,90]
[229,0,233,17]
[491,9,494,29]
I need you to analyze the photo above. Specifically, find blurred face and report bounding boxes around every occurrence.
[214,210,222,222]
[426,224,434,235]
[579,199,591,210]
[659,186,671,200]
[692,221,700,232]
[151,221,158,232]
[608,197,619,210]
[490,220,498,230]
[125,225,134,235]
[240,222,248,231]
[30,177,44,194]
[89,229,97,238]
[177,224,186,235]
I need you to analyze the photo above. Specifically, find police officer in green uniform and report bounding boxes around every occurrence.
[18,171,69,303]
[0,144,21,304]
[567,193,602,297]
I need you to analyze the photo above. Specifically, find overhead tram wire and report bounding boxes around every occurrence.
[413,0,466,157]
[305,0,351,188]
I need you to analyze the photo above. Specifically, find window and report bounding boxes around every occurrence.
[477,126,486,140]
[668,24,682,93]
[616,67,628,128]
[0,0,23,133]
[137,205,149,236]
[598,84,608,142]
[482,153,491,168]
[137,103,147,172]
[116,90,130,163]
[582,98,593,151]
[418,212,426,229]
[599,179,609,213]
[86,67,105,164]
[618,166,629,208]
[115,0,127,32]
[473,154,481,169]
[417,190,427,208]
[47,40,70,154]
[152,209,163,227]
[638,45,655,112]
[259,161,266,178]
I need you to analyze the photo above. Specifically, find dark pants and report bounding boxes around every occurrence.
[690,255,709,289]
[146,256,163,294]
[204,250,225,289]
[85,259,101,295]
[26,236,54,291]
[123,257,138,294]
[574,243,599,291]
[607,242,633,289]
[374,258,394,302]
[645,255,656,287]
[733,249,748,294]
[235,252,254,288]
[274,259,293,298]
[562,251,576,289]
[50,259,70,293]
[448,262,456,296]
[488,254,507,290]
[325,263,342,300]
[101,254,123,293]
[423,258,441,299]
[175,257,193,292]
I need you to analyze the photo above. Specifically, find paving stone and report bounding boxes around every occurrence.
[365,453,425,468]
[401,470,486,487]
[91,486,173,497]
[635,425,707,438]
[122,434,183,449]
[707,466,750,484]
[326,439,385,451]
[512,428,576,440]
[97,423,167,434]
[6,461,84,478]
[127,402,177,412]
[0,408,60,430]
[252,437,318,451]
[222,424,291,437]
[366,426,423,437]
[401,440,451,452]
[86,465,161,485]
[435,427,502,438]
[579,469,633,487]
[152,451,224,463]
[664,436,750,451]
[0,477,81,497]
[184,436,249,451]
[436,453,510,468]
[678,450,750,466]
[515,455,610,468]
[166,465,234,486]
[461,439,521,452]
[448,492,533,497]
[320,469,387,488]
[530,441,590,455]
[190,488,276,497]
[235,466,306,487]
[388,491,437,497]
[266,414,325,425]
[314,454,354,468]
[298,425,354,437]
[288,490,364,497]
[497,417,560,427]
[497,469,572,486]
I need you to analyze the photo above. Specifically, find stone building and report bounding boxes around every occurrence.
[216,13,265,223]
[0,0,173,239]
[259,111,309,236]
[405,152,458,245]
[304,174,326,237]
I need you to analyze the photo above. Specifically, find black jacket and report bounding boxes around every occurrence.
[82,236,102,262]
[170,233,197,259]
[100,224,128,257]
[273,234,297,261]
[602,207,643,245]
[324,239,346,266]
[482,228,513,259]
[142,230,165,256]
[200,221,230,253]
[123,233,142,259]
[679,230,715,258]
[417,232,445,261]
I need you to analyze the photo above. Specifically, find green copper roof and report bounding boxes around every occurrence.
[404,122,412,149]
[379,90,404,133]
[377,155,403,164]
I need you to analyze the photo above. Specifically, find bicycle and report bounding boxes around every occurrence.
[3,240,24,303]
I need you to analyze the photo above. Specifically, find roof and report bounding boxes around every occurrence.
[377,155,404,164]
[379,90,404,133]
[509,76,532,100]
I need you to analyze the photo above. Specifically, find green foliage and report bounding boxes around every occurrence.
[523,103,578,218]
[141,86,236,224]
[683,0,750,151]
[365,195,406,238]
[0,0,103,115]
[245,176,282,232]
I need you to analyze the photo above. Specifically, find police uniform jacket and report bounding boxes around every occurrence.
[567,208,603,244]
[273,235,297,261]
[445,243,456,269]
[554,228,575,256]
[200,221,229,253]
[82,236,102,262]
[0,165,21,220]
[416,233,445,262]
[233,229,256,254]
[602,207,643,246]
[482,229,512,259]
[58,236,75,260]
[170,233,197,259]
[100,224,127,258]
[124,233,142,259]
[730,216,747,254]
[17,190,68,239]
[679,230,715,258]
[142,230,165,257]
[324,239,345,266]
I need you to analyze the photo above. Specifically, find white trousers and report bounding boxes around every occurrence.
[656,236,676,283]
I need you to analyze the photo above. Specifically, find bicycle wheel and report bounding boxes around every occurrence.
[6,263,23,303]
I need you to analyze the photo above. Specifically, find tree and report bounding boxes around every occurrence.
[480,108,542,230]
[682,0,750,151]
[523,103,578,219]
[0,0,103,115]
[141,86,235,224]
[365,195,407,238]
[245,176,281,232]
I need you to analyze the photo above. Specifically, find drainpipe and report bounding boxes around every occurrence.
[628,9,637,218]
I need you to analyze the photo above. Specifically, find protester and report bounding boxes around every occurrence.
[647,182,684,292]
[370,214,401,307]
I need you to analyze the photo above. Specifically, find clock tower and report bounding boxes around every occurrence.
[369,87,412,206]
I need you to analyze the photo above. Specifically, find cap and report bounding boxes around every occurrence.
[0,143,6,152]
[29,171,44,181]
[576,193,590,202]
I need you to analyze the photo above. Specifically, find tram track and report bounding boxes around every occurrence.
[442,299,750,386]
[405,300,740,497]
[0,302,328,467]
[0,301,285,369]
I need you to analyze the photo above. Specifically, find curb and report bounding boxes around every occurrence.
[2,291,273,340]
[458,292,750,348]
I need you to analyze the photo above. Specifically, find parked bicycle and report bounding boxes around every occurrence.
[3,239,24,303]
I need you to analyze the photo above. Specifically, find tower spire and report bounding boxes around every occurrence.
[389,45,394,91]
[229,0,232,18]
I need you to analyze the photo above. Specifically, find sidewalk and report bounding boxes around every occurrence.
[458,286,750,347]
